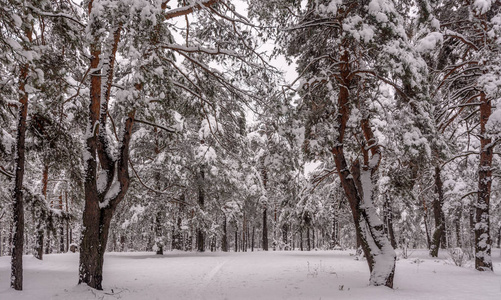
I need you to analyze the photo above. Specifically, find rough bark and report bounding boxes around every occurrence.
[455,207,462,248]
[261,168,269,251]
[234,226,238,252]
[383,196,397,249]
[35,165,49,260]
[475,92,493,271]
[155,211,163,255]
[11,61,29,291]
[79,111,134,290]
[222,215,228,252]
[251,226,255,252]
[78,9,136,289]
[196,168,205,252]
[330,50,396,288]
[262,208,268,251]
[430,166,446,257]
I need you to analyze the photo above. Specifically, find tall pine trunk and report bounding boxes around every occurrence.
[78,17,134,289]
[262,208,268,251]
[430,166,446,257]
[11,61,30,291]
[330,51,395,287]
[196,168,205,252]
[475,92,493,271]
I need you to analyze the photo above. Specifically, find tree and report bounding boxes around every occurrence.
[249,0,433,287]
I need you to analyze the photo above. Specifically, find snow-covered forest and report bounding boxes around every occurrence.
[0,0,500,298]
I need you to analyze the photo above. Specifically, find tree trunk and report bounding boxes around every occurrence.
[234,226,238,252]
[383,196,397,249]
[197,168,205,252]
[282,224,288,250]
[251,226,255,252]
[475,92,493,271]
[11,61,30,291]
[66,192,70,252]
[422,197,431,249]
[300,229,303,251]
[430,166,446,257]
[330,53,395,288]
[34,210,45,260]
[78,16,135,289]
[155,211,163,255]
[59,194,65,253]
[262,208,268,251]
[222,215,228,252]
[455,207,462,248]
[306,227,311,251]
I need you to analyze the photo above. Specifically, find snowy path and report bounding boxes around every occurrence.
[0,249,500,299]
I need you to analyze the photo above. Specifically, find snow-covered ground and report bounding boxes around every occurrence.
[0,249,500,299]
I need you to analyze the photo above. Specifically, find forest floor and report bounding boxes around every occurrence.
[0,248,500,299]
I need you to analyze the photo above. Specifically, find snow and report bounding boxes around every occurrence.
[473,0,493,14]
[416,32,443,53]
[100,181,121,208]
[1,249,500,299]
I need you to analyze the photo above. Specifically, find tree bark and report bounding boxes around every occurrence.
[251,226,255,252]
[383,196,397,249]
[11,61,30,291]
[234,226,238,252]
[197,168,205,252]
[475,92,493,271]
[330,50,395,288]
[430,166,446,257]
[455,207,462,248]
[155,211,163,255]
[306,227,311,251]
[262,208,268,251]
[421,196,432,249]
[78,13,136,289]
[35,165,49,260]
[222,215,228,252]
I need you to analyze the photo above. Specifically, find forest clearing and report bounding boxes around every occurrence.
[1,249,500,300]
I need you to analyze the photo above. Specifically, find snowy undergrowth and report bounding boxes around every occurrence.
[0,249,500,300]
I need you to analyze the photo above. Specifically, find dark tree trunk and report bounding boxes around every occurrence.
[78,18,135,289]
[262,208,268,251]
[11,61,30,291]
[172,214,183,250]
[383,196,397,249]
[234,226,238,252]
[497,226,501,248]
[329,51,395,288]
[59,220,65,253]
[222,215,228,252]
[475,92,493,271]
[312,228,316,250]
[300,229,303,251]
[45,228,51,254]
[306,227,311,251]
[155,211,163,255]
[430,166,446,257]
[35,164,49,260]
[197,168,205,252]
[59,194,64,253]
[34,210,45,260]
[455,207,462,248]
[66,192,70,252]
[251,226,255,252]
[282,224,288,250]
